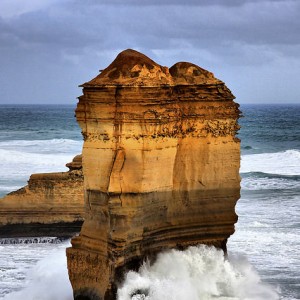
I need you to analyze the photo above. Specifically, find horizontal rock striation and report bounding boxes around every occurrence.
[66,49,241,300]
[0,155,84,237]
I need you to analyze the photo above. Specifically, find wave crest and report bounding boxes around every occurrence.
[241,149,300,176]
[117,245,279,300]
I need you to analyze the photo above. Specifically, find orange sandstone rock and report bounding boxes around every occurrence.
[66,49,241,300]
[0,155,84,237]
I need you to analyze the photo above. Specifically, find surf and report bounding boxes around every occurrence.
[117,245,279,300]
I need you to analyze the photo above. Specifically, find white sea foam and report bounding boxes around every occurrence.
[240,150,300,190]
[0,139,82,194]
[241,175,300,190]
[0,139,82,154]
[1,242,73,300]
[117,245,279,300]
[0,186,24,192]
[241,149,300,176]
[0,148,74,175]
[0,243,280,300]
[251,221,270,228]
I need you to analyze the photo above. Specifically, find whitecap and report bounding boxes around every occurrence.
[0,139,82,194]
[0,139,82,154]
[241,175,300,190]
[241,150,300,176]
[251,221,270,228]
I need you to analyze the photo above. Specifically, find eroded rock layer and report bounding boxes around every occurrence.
[67,49,241,300]
[0,155,84,237]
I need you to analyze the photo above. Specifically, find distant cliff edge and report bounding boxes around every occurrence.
[0,155,84,237]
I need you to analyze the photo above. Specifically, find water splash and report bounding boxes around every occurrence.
[1,244,279,300]
[117,245,279,300]
[1,243,73,300]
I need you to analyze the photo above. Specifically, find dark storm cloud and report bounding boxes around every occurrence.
[0,0,299,103]
[2,1,299,49]
[71,0,300,48]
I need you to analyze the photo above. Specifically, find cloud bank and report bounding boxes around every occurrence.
[0,0,299,104]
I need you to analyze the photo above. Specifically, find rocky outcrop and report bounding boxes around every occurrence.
[66,49,241,300]
[0,155,84,237]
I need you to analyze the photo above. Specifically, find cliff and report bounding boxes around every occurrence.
[66,49,241,300]
[0,155,84,237]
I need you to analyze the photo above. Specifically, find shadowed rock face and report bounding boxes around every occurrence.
[67,49,241,300]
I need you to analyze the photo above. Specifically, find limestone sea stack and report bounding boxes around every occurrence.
[0,155,84,237]
[66,49,241,300]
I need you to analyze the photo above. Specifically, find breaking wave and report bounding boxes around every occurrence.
[0,139,82,154]
[0,244,279,300]
[241,172,300,190]
[117,245,279,300]
[241,150,300,190]
[241,149,300,176]
[0,139,82,196]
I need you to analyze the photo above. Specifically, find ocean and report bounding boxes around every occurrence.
[0,104,299,300]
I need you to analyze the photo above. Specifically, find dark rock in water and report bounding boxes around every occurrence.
[66,49,241,299]
[130,288,149,299]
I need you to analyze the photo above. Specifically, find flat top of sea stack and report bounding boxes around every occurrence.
[82,49,222,87]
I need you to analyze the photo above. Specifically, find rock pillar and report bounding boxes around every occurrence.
[66,49,240,300]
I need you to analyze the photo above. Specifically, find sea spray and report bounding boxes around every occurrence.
[1,241,73,300]
[117,245,279,300]
[1,243,279,300]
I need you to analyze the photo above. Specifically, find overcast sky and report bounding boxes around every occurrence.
[0,0,299,104]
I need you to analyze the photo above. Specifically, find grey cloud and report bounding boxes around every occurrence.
[2,1,299,53]
[76,0,287,7]
[0,0,299,104]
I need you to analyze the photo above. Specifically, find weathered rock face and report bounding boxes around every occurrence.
[67,49,241,300]
[0,155,84,237]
